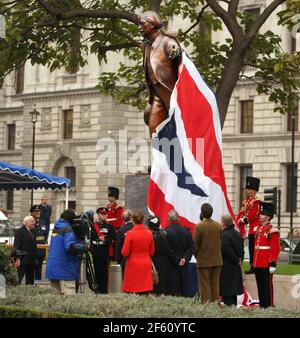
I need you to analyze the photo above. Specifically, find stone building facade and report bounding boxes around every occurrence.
[0,1,299,236]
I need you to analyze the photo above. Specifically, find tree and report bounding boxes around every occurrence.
[0,0,300,128]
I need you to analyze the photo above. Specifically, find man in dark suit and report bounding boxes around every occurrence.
[115,209,134,279]
[13,215,37,284]
[165,210,194,297]
[39,194,52,242]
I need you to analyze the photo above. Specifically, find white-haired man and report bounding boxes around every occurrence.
[165,210,194,296]
[13,215,37,285]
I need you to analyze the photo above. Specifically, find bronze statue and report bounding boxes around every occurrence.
[139,11,182,135]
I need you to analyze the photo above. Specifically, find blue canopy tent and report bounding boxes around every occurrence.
[0,161,71,208]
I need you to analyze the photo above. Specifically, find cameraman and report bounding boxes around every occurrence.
[45,209,89,295]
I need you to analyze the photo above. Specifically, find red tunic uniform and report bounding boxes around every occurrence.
[106,202,123,230]
[253,223,280,268]
[237,196,260,237]
[121,224,155,293]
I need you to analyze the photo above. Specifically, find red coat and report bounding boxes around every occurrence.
[253,223,280,268]
[106,202,123,230]
[121,224,155,292]
[237,196,260,237]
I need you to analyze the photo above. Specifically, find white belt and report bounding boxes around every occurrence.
[92,241,103,245]
[255,246,271,250]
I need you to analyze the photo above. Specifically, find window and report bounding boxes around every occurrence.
[6,189,13,210]
[65,166,76,187]
[63,109,73,139]
[244,8,260,33]
[287,100,299,132]
[286,164,297,212]
[239,165,252,208]
[7,124,16,150]
[15,66,24,94]
[240,100,253,133]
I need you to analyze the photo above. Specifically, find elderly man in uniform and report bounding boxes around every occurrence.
[90,207,116,293]
[237,176,260,274]
[253,202,280,308]
[139,11,182,135]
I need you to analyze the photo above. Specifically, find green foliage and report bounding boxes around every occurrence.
[0,0,300,121]
[1,285,300,318]
[0,245,19,286]
[242,261,300,275]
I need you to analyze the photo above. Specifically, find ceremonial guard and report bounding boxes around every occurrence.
[253,202,280,308]
[30,205,47,281]
[90,207,116,293]
[106,187,123,231]
[236,176,260,274]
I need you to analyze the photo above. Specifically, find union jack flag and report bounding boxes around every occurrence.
[147,51,235,232]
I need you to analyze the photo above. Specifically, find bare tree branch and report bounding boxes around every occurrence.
[98,42,140,53]
[34,0,139,24]
[228,0,239,16]
[180,4,209,36]
[244,0,286,45]
[150,0,162,13]
[206,0,244,39]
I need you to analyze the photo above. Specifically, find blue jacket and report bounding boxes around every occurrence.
[45,218,87,281]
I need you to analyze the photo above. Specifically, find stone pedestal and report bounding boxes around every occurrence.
[125,174,150,217]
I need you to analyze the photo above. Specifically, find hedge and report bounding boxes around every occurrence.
[1,286,300,318]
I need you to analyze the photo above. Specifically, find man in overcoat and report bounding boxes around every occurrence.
[165,210,193,297]
[220,214,244,306]
[13,215,37,284]
[194,203,223,304]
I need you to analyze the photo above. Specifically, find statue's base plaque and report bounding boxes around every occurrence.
[125,174,150,217]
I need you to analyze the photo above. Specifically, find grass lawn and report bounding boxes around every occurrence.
[242,262,300,275]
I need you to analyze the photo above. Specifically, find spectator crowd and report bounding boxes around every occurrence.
[9,180,280,309]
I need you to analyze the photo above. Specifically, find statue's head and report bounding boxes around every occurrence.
[139,11,163,36]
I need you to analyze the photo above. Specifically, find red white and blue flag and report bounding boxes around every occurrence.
[147,51,235,233]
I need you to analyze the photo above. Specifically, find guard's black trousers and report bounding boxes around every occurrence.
[92,256,110,293]
[248,234,255,268]
[254,267,274,308]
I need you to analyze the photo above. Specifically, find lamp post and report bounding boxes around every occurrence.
[289,106,296,264]
[30,107,40,205]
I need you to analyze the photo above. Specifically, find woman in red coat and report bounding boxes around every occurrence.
[121,211,155,293]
